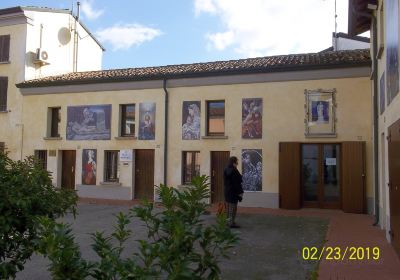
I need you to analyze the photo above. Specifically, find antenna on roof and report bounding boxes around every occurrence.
[334,0,338,50]
[73,1,80,72]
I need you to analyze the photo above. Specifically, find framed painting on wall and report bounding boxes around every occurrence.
[82,149,97,185]
[66,105,111,140]
[182,101,201,140]
[304,89,337,137]
[138,102,156,140]
[241,149,262,192]
[242,98,262,139]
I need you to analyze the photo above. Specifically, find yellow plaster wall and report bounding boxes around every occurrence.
[167,77,373,199]
[20,76,372,204]
[22,88,165,196]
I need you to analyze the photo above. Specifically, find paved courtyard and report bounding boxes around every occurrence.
[17,202,328,280]
[15,201,400,280]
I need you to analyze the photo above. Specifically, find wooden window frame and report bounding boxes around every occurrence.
[182,151,200,185]
[49,107,61,137]
[206,100,225,136]
[0,35,10,63]
[104,150,120,183]
[120,104,135,137]
[0,77,8,112]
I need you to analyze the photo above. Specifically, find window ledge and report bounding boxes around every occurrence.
[100,181,122,186]
[0,110,9,113]
[201,135,228,139]
[0,61,10,65]
[304,133,337,138]
[115,136,137,140]
[43,137,62,140]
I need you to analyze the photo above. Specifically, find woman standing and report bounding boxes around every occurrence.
[223,156,244,228]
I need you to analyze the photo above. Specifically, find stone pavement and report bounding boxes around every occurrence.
[233,207,400,280]
[29,198,400,279]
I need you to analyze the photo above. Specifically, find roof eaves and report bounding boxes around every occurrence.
[0,6,24,16]
[16,61,371,89]
[20,6,71,15]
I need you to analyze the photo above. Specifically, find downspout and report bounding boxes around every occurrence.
[163,79,169,186]
[371,14,379,226]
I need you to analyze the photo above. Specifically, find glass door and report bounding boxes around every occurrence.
[302,144,341,209]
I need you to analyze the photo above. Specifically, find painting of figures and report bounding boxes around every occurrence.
[242,149,262,191]
[242,98,262,139]
[66,105,111,140]
[139,102,156,140]
[82,149,97,185]
[182,101,201,140]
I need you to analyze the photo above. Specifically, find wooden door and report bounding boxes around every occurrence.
[62,150,76,190]
[134,149,155,200]
[211,151,230,203]
[389,119,400,252]
[279,142,301,209]
[301,144,341,209]
[342,142,366,213]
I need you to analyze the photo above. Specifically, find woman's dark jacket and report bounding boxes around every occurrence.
[223,166,244,204]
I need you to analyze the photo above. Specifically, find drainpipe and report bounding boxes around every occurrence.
[371,14,379,226]
[355,8,379,225]
[163,79,169,186]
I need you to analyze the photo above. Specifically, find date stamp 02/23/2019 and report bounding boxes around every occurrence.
[302,246,381,261]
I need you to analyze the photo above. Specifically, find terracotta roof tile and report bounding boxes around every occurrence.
[17,49,371,88]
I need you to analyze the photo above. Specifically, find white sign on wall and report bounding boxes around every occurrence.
[120,150,133,162]
[325,158,337,166]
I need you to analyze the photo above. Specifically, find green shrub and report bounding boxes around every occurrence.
[0,152,78,279]
[37,175,238,279]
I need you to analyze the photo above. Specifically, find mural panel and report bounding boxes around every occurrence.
[386,0,399,104]
[139,102,156,140]
[242,98,262,139]
[311,101,329,123]
[182,101,201,140]
[242,149,262,191]
[82,149,97,185]
[66,105,111,140]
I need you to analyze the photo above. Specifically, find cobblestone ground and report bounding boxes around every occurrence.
[16,203,328,280]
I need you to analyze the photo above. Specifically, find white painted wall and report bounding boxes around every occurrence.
[0,7,103,161]
[333,37,370,51]
[24,9,103,80]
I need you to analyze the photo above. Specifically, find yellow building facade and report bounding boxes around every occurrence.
[1,6,374,214]
[18,60,373,213]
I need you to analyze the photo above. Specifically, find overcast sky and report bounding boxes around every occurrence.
[0,0,369,69]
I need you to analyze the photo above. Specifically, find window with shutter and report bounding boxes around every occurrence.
[0,35,10,62]
[0,77,8,112]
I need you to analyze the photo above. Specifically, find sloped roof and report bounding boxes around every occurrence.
[17,49,371,88]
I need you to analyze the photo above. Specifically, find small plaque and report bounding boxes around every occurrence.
[120,150,133,162]
[49,150,56,157]
[326,158,336,166]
